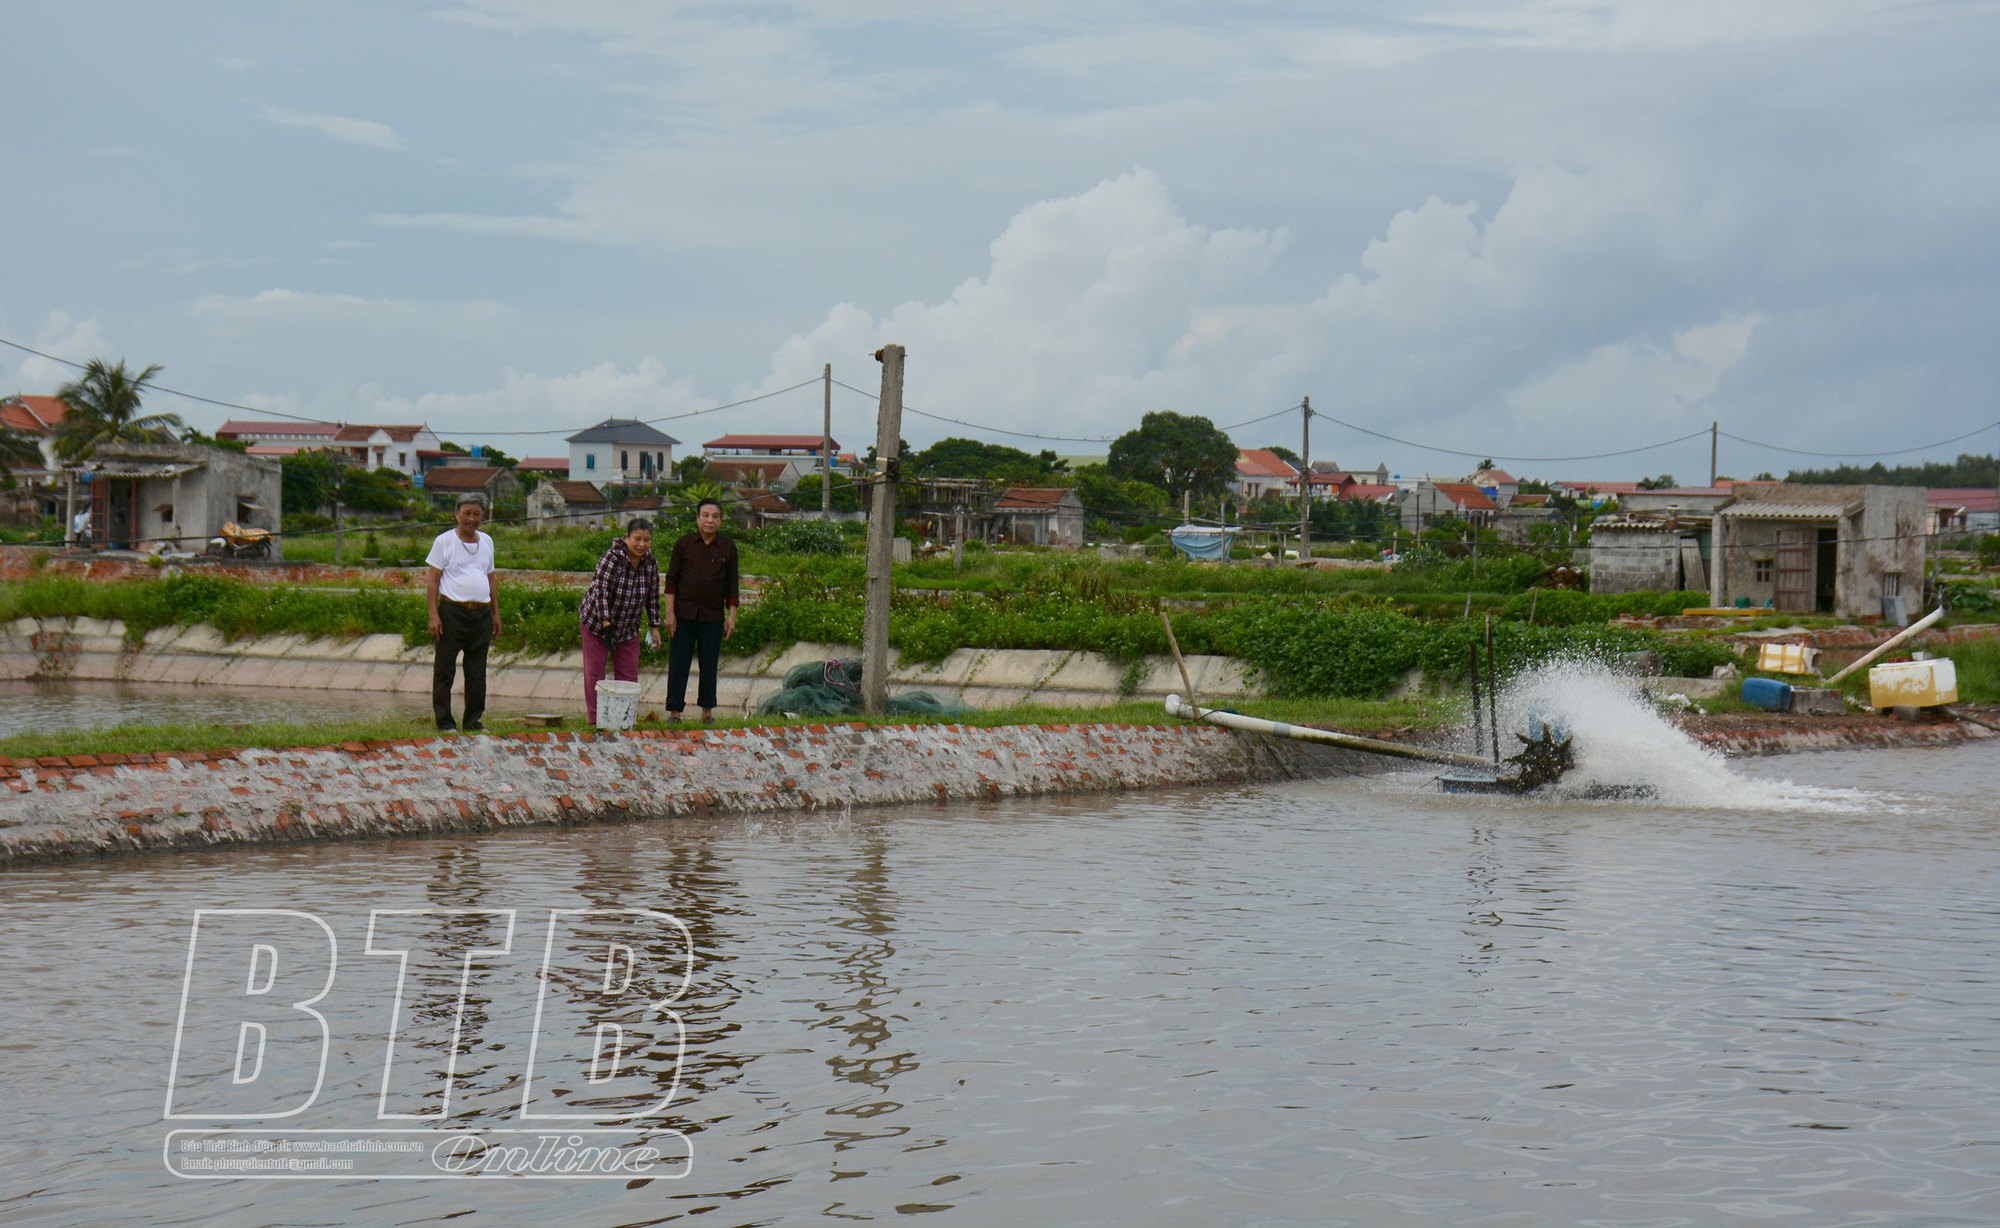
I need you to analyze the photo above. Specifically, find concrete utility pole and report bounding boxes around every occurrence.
[861,345,905,715]
[1710,420,1718,487]
[822,362,833,520]
[1298,396,1312,562]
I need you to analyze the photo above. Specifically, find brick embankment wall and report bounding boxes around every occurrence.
[0,723,1371,865]
[1683,712,1996,756]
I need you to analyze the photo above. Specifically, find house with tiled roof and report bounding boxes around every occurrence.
[1287,471,1354,502]
[515,456,569,477]
[419,464,519,508]
[1471,467,1519,508]
[567,418,679,486]
[524,478,609,530]
[1233,449,1299,502]
[703,433,838,491]
[992,486,1085,547]
[1,393,72,477]
[1927,487,1999,535]
[215,419,438,476]
[1399,480,1498,533]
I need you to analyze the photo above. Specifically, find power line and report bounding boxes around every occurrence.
[1,334,824,440]
[1719,421,2000,459]
[1315,413,1712,464]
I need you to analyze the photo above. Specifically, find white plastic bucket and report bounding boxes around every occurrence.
[595,680,642,731]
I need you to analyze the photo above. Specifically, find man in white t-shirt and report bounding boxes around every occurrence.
[425,494,502,732]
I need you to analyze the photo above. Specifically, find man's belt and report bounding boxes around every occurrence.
[443,597,490,609]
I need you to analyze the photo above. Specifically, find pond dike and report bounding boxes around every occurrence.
[0,617,1255,713]
[0,723,1372,865]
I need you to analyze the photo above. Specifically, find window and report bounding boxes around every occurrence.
[1882,572,1901,598]
[586,454,596,471]
[657,451,665,471]
[622,450,630,471]
[1753,558,1773,583]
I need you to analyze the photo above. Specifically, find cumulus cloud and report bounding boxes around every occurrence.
[757,169,1289,442]
[5,312,116,394]
[255,105,405,151]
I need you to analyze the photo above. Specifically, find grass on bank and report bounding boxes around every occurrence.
[0,696,1452,761]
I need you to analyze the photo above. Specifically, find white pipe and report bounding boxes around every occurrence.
[1166,694,1492,769]
[1824,606,1945,685]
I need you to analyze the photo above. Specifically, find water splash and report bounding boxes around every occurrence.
[1467,658,1862,810]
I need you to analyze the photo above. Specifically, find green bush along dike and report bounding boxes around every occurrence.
[3,564,1751,702]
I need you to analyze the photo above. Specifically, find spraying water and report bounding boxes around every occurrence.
[1466,658,1858,810]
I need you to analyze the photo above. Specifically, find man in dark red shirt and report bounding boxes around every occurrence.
[662,498,739,723]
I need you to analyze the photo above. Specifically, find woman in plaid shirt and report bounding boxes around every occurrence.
[578,518,664,724]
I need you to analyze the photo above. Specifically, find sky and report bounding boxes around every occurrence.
[6,0,1999,483]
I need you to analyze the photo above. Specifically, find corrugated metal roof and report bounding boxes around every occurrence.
[1719,500,1859,520]
[76,461,206,479]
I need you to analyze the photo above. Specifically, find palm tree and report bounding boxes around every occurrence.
[53,359,184,462]
[0,425,42,488]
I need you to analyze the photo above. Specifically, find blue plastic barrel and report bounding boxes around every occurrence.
[1742,677,1793,711]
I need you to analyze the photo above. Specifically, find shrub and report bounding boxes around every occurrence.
[758,519,848,556]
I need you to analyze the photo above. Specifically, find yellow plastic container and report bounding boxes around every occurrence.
[1756,643,1819,675]
[1867,659,1959,710]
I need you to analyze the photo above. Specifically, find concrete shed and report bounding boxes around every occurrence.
[1709,484,1926,618]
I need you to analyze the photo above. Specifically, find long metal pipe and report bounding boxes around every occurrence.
[1166,694,1493,769]
[1825,605,1945,685]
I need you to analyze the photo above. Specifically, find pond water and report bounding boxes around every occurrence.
[2,729,1997,1226]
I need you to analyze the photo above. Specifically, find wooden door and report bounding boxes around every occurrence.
[1774,526,1813,612]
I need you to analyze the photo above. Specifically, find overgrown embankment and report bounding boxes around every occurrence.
[0,570,1741,701]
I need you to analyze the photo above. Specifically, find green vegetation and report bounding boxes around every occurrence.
[1787,451,1997,489]
[1942,639,2000,703]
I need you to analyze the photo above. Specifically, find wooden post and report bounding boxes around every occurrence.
[1468,641,1485,758]
[1160,609,1198,712]
[861,345,905,715]
[1298,396,1311,564]
[63,474,76,548]
[1484,614,1500,766]
[822,362,833,520]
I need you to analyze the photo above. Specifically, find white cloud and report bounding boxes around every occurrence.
[757,169,1288,443]
[255,105,406,151]
[354,360,705,437]
[6,312,115,394]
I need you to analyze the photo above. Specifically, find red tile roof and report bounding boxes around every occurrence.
[621,496,664,511]
[1509,493,1551,506]
[422,466,503,490]
[737,488,792,513]
[1342,484,1400,501]
[1474,468,1517,485]
[215,418,339,438]
[1236,448,1298,479]
[517,456,569,472]
[708,460,788,485]
[1,395,71,433]
[1433,482,1498,511]
[544,480,607,505]
[1929,488,2000,513]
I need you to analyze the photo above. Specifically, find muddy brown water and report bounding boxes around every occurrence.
[1,742,1998,1226]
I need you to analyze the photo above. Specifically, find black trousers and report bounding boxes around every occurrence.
[666,618,725,713]
[433,601,493,729]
